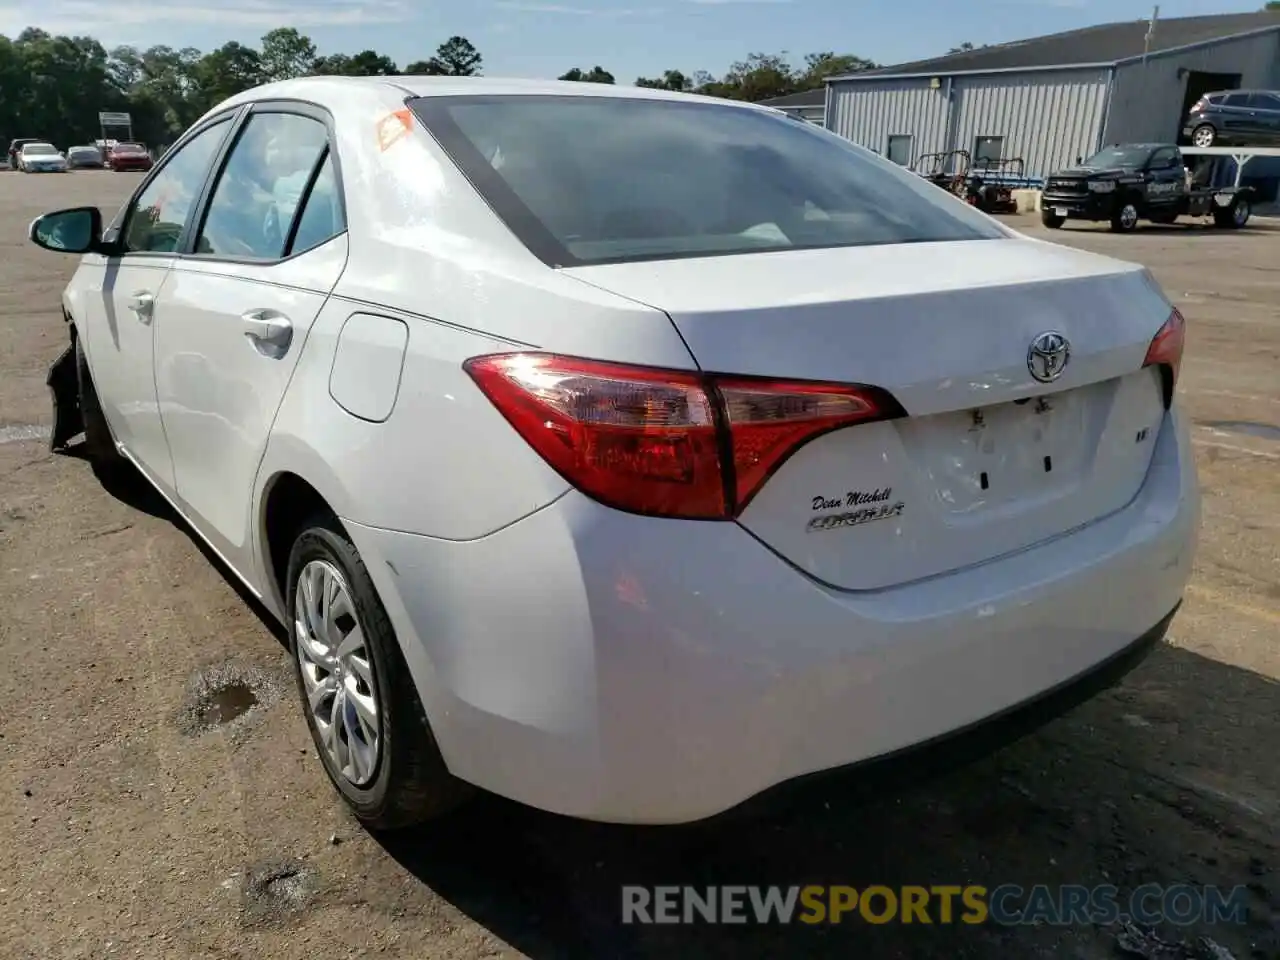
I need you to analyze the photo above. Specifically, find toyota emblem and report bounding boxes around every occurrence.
[1027,331,1070,383]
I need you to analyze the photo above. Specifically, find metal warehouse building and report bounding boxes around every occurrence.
[824,11,1280,180]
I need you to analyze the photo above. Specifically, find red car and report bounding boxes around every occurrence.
[106,142,153,172]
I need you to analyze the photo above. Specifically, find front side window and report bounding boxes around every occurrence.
[194,112,329,260]
[1148,148,1178,169]
[411,95,1004,267]
[124,118,231,253]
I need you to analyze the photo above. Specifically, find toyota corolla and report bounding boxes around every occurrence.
[28,77,1199,827]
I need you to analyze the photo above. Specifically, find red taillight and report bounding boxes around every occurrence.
[1143,308,1185,402]
[463,353,901,520]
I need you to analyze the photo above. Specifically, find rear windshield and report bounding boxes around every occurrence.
[115,143,145,154]
[410,94,1004,266]
[24,143,57,156]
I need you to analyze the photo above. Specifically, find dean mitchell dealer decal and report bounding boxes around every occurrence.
[807,488,906,533]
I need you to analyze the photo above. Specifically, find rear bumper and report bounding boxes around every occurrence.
[345,404,1199,824]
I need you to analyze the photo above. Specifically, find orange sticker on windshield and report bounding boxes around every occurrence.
[376,109,413,152]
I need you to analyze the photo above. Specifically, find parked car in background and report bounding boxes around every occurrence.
[66,145,105,169]
[8,137,45,169]
[27,77,1199,828]
[1183,89,1280,148]
[18,142,67,172]
[105,141,153,172]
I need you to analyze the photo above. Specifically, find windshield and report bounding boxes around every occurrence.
[1082,146,1152,169]
[24,143,57,156]
[69,147,100,157]
[410,95,1004,266]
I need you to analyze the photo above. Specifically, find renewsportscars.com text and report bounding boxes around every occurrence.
[621,884,1249,927]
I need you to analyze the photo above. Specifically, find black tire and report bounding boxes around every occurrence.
[75,336,131,481]
[1213,196,1250,230]
[286,517,474,830]
[1109,199,1140,233]
[1191,124,1217,149]
[1041,209,1065,229]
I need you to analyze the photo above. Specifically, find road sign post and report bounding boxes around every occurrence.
[97,111,133,143]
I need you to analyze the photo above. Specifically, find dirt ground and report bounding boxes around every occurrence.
[0,172,1277,960]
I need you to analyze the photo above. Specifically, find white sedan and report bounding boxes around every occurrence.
[19,141,67,173]
[29,77,1199,827]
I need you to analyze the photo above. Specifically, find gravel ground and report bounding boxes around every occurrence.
[0,172,1277,960]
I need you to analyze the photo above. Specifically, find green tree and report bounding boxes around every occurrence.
[313,49,398,76]
[635,69,690,91]
[259,27,316,82]
[191,41,263,112]
[797,52,876,87]
[560,66,614,84]
[408,36,481,76]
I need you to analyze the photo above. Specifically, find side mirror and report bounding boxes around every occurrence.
[28,206,103,254]
[1075,156,1082,164]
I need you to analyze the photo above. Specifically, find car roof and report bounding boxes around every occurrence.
[209,74,769,116]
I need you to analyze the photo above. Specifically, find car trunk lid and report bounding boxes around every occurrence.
[562,238,1173,590]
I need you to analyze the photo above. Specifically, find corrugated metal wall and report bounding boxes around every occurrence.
[1105,32,1280,143]
[950,70,1110,177]
[826,69,1109,178]
[825,79,951,165]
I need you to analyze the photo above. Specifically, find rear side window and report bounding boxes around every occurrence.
[1223,93,1250,108]
[195,112,330,260]
[287,151,345,255]
[411,94,1004,267]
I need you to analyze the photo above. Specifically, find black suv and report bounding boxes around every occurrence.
[1183,89,1280,148]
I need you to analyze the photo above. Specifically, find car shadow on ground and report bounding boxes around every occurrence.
[59,442,290,649]
[372,644,1279,960]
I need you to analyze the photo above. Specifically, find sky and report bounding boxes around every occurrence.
[0,0,1266,83]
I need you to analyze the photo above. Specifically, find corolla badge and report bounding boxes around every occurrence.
[1027,331,1070,383]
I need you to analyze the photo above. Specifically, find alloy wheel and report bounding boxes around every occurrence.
[294,559,382,786]
[1120,204,1138,230]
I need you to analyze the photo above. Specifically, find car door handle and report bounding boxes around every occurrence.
[242,310,293,357]
[127,291,155,322]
